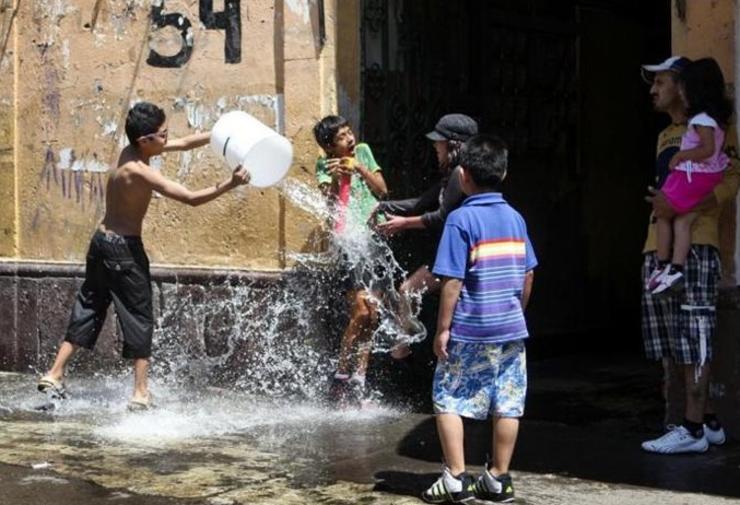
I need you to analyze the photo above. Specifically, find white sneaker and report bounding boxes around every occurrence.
[641,425,708,454]
[704,424,726,445]
[651,268,685,296]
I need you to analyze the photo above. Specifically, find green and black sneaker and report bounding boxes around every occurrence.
[421,467,476,504]
[472,470,515,503]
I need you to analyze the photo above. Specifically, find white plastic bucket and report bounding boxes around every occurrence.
[210,111,293,188]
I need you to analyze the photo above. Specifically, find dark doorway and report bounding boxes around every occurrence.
[360,0,671,353]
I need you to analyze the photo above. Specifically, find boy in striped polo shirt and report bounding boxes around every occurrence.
[422,135,536,504]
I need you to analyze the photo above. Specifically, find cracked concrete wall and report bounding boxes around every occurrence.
[0,0,355,270]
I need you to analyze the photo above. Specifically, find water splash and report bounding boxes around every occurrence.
[278,178,428,355]
[144,177,426,404]
[0,374,402,445]
[278,178,332,222]
[151,267,337,400]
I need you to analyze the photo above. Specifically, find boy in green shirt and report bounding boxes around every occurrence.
[313,115,388,405]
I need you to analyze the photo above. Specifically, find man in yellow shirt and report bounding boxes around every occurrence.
[640,57,740,454]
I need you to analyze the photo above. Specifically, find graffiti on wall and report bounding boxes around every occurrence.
[39,146,107,211]
[37,93,282,211]
[148,0,242,68]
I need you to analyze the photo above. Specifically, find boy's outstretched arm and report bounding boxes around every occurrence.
[136,164,250,206]
[163,132,211,152]
[521,270,534,310]
[434,277,463,361]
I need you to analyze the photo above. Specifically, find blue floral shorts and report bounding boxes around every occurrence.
[432,340,527,420]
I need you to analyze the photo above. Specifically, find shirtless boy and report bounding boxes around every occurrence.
[36,102,250,409]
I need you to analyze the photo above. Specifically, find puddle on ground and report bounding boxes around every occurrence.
[0,372,422,504]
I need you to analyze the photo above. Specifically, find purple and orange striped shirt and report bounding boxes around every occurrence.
[433,193,537,344]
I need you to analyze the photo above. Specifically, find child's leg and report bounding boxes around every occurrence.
[45,341,78,380]
[354,291,379,376]
[391,266,439,360]
[400,265,438,306]
[132,358,150,401]
[436,413,466,475]
[336,289,374,375]
[399,266,440,322]
[655,216,674,263]
[671,212,698,266]
[490,416,520,475]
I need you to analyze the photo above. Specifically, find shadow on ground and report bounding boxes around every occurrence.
[372,351,740,500]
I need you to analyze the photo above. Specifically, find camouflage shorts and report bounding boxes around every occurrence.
[433,340,527,420]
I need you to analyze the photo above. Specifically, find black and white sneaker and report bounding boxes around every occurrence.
[421,467,475,504]
[472,469,515,503]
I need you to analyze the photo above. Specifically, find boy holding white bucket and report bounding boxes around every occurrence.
[313,115,389,405]
[37,102,250,410]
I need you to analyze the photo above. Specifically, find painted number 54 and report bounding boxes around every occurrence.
[147,0,242,68]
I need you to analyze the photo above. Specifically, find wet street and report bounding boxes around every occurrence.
[2,354,740,504]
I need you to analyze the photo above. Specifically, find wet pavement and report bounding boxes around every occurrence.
[2,353,740,505]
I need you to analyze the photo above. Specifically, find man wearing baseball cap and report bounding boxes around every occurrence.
[640,56,739,453]
[640,55,690,85]
[373,113,478,358]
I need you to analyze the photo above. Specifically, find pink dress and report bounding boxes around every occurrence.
[661,112,728,214]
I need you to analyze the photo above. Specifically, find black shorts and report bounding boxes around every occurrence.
[65,230,154,359]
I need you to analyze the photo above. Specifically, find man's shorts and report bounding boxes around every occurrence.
[433,340,527,420]
[641,246,719,365]
[65,230,154,359]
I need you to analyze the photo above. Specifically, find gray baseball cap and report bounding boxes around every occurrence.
[426,114,478,141]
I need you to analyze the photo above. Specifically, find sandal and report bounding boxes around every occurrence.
[127,394,153,412]
[37,375,67,399]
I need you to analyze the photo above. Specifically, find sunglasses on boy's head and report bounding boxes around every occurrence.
[138,129,168,141]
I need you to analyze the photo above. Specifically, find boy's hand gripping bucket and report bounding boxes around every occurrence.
[210,111,293,188]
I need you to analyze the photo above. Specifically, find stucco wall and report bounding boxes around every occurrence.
[0,0,16,258]
[672,0,734,78]
[0,0,352,270]
[672,0,738,285]
[671,0,740,435]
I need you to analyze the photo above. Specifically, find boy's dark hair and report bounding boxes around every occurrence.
[460,135,508,189]
[679,58,733,128]
[313,115,349,150]
[125,102,166,145]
